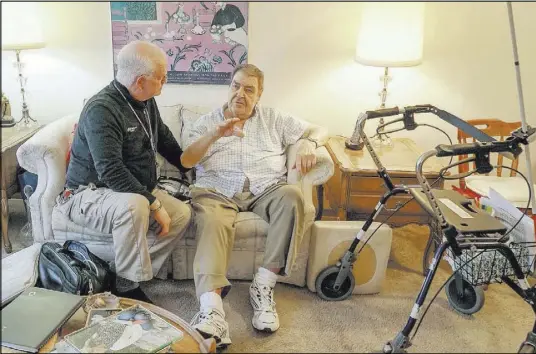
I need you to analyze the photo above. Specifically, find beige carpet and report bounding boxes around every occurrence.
[142,224,534,353]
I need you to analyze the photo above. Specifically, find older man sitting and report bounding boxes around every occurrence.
[182,63,328,349]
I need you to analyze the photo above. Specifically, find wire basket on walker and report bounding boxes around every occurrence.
[447,241,535,287]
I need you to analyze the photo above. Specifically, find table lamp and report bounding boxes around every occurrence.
[354,2,425,148]
[1,2,46,130]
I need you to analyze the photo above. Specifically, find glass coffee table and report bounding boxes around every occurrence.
[10,297,216,353]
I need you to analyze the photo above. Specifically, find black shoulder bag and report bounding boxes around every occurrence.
[37,240,115,295]
[157,175,192,201]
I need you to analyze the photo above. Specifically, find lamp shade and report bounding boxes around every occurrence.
[355,2,425,67]
[1,2,46,51]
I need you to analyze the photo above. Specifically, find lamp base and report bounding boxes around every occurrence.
[345,138,364,150]
[372,133,393,148]
[1,116,16,128]
[15,102,38,130]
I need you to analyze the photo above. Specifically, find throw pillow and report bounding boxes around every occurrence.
[178,104,213,148]
[65,123,78,168]
[158,104,182,138]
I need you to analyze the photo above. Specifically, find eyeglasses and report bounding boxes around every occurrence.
[142,74,167,85]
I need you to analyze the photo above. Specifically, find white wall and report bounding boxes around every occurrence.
[2,1,535,179]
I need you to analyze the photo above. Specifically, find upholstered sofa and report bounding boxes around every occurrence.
[16,103,334,287]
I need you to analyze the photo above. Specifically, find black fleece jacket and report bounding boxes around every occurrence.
[66,80,189,204]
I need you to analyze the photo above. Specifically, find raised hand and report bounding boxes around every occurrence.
[213,118,245,138]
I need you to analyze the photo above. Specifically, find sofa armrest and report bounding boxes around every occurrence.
[16,114,80,242]
[286,142,334,186]
[286,140,334,220]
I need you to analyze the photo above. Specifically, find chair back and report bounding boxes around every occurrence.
[457,118,522,188]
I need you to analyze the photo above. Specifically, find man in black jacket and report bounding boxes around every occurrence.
[52,41,242,302]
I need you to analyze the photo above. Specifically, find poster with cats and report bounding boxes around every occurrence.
[111,2,249,85]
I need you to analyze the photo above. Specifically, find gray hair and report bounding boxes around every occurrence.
[115,40,166,87]
[231,64,264,92]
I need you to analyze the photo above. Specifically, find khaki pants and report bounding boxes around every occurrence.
[52,185,192,282]
[191,182,305,298]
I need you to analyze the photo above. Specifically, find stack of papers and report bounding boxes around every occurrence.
[480,187,535,272]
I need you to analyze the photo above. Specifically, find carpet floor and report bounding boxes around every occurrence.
[140,223,533,353]
[3,201,533,353]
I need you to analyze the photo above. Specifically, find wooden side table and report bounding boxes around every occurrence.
[1,124,42,253]
[322,136,446,225]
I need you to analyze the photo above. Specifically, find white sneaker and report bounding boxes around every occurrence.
[190,307,232,349]
[249,278,280,332]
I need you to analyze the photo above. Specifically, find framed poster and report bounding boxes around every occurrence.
[110,2,248,85]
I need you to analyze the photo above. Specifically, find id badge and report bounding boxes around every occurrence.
[156,158,161,179]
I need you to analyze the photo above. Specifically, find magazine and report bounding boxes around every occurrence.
[85,308,122,328]
[64,304,183,353]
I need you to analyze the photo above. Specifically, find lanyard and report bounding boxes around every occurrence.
[113,82,156,155]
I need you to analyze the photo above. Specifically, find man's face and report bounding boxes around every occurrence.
[135,62,167,100]
[228,70,262,119]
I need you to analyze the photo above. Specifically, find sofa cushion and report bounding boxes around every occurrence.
[157,104,212,182]
[156,104,183,179]
[466,175,534,208]
[177,104,214,148]
[158,104,182,139]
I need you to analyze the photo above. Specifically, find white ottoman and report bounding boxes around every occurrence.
[307,221,393,295]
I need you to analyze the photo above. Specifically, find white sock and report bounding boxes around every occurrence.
[200,291,225,315]
[255,267,278,288]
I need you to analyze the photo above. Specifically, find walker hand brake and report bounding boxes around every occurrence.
[438,156,479,180]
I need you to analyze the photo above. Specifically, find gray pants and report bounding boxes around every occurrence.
[52,185,191,282]
[191,182,305,298]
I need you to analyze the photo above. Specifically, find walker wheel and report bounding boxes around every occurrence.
[315,265,355,301]
[519,342,536,353]
[445,277,485,315]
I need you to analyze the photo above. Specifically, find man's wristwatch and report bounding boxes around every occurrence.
[150,199,163,212]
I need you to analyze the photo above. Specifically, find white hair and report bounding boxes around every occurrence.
[115,40,166,87]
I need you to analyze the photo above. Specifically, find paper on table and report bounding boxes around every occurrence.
[480,187,535,272]
[1,243,42,305]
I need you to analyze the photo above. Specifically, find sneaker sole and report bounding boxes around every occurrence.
[254,326,277,333]
[252,320,279,333]
[249,297,279,333]
[196,329,232,350]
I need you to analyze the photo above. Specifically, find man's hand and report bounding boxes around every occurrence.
[293,141,317,175]
[181,118,244,169]
[152,205,171,237]
[212,118,245,138]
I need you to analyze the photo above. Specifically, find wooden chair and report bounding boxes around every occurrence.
[452,118,533,211]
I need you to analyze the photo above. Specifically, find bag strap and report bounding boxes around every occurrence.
[59,247,100,277]
[158,175,191,186]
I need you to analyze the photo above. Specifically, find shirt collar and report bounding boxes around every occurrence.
[220,103,260,121]
[111,79,147,110]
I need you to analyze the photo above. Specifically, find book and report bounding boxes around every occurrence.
[1,287,85,353]
[64,304,184,353]
[1,243,42,306]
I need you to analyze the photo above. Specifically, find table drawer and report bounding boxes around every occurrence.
[349,176,420,195]
[348,193,428,216]
[350,176,443,195]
